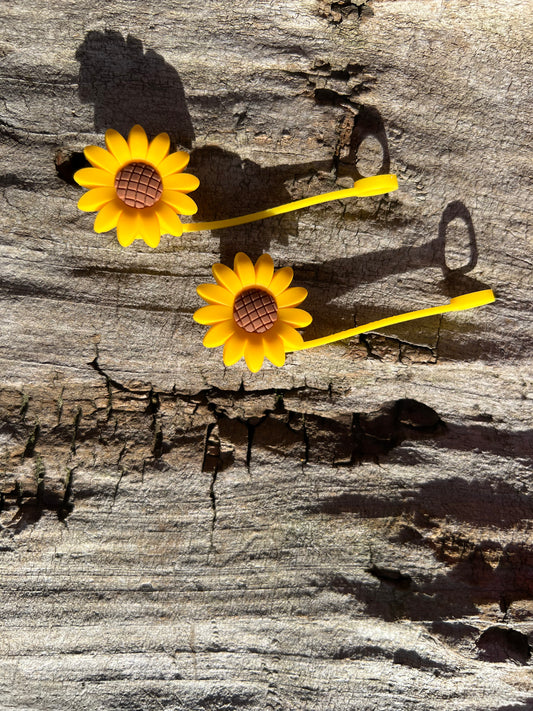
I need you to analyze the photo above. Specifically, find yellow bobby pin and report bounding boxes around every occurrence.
[194,252,495,373]
[182,174,398,233]
[287,289,496,352]
[74,125,398,248]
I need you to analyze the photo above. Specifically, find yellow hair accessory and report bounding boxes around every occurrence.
[194,252,495,372]
[74,125,398,248]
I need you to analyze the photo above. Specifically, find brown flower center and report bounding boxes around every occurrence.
[233,288,278,334]
[115,162,163,209]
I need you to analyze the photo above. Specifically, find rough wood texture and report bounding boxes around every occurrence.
[1,0,532,709]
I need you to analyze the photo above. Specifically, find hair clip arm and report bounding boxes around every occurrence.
[182,174,398,233]
[287,289,495,352]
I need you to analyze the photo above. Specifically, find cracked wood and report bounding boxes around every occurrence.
[0,0,532,710]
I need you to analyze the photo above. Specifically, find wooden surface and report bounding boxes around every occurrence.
[0,0,532,709]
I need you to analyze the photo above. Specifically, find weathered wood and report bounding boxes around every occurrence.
[1,0,532,709]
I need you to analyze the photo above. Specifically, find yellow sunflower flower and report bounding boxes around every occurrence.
[194,252,312,373]
[74,124,199,248]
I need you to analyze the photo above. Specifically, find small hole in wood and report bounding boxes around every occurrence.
[55,150,89,185]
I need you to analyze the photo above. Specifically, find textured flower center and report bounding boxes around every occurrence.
[233,288,278,334]
[115,162,163,209]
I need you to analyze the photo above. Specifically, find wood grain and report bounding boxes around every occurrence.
[1,0,532,709]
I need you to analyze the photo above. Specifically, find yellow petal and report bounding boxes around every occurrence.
[275,286,308,309]
[154,202,183,237]
[128,124,148,160]
[162,173,200,193]
[84,145,119,173]
[275,322,304,350]
[203,320,236,348]
[146,132,170,166]
[263,332,286,367]
[255,253,275,288]
[269,266,294,296]
[278,308,313,328]
[212,263,242,294]
[158,151,190,177]
[223,332,247,366]
[77,187,116,212]
[93,199,123,233]
[193,305,233,325]
[74,167,114,188]
[244,337,265,373]
[234,252,255,288]
[105,129,131,166]
[197,283,234,306]
[116,210,140,247]
[138,209,161,248]
[161,190,198,215]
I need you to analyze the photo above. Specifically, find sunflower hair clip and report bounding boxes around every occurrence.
[74,125,399,248]
[194,252,496,373]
